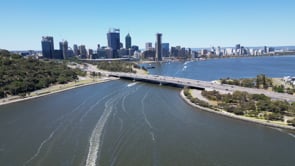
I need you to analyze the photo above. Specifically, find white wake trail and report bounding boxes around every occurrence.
[140,91,157,142]
[141,92,153,129]
[23,127,59,166]
[127,82,138,87]
[79,90,120,123]
[85,92,124,166]
[288,133,295,139]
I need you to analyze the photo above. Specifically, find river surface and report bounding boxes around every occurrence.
[147,55,295,81]
[1,56,295,166]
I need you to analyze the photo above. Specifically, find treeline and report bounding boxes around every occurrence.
[220,74,272,89]
[96,61,138,73]
[0,50,86,98]
[201,90,295,126]
[183,87,295,126]
[183,88,210,108]
[220,74,294,94]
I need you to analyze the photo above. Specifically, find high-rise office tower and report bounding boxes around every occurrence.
[235,44,241,55]
[155,33,162,61]
[79,45,87,59]
[125,33,131,49]
[107,28,120,58]
[59,40,68,59]
[88,49,93,59]
[41,36,54,59]
[145,42,153,50]
[162,43,169,57]
[264,46,268,54]
[235,44,241,50]
[73,44,79,56]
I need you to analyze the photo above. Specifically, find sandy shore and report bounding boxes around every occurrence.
[180,90,295,130]
[0,77,118,106]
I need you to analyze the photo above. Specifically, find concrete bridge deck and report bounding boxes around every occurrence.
[108,72,295,102]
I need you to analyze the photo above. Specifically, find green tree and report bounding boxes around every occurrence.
[273,85,285,93]
[0,51,84,99]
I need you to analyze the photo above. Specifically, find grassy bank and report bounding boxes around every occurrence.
[181,88,295,130]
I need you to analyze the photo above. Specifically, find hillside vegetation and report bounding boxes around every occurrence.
[0,49,85,98]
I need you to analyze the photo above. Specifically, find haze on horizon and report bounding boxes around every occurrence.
[0,0,294,50]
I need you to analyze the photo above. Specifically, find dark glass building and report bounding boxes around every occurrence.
[59,40,68,59]
[155,33,162,61]
[107,28,120,58]
[73,44,79,56]
[125,33,131,49]
[79,45,87,59]
[53,50,63,59]
[162,43,170,57]
[41,36,54,59]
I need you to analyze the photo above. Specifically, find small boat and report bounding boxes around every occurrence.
[146,66,155,69]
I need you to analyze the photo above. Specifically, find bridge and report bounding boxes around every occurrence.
[108,72,295,102]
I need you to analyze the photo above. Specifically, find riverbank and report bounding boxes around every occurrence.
[180,89,295,131]
[0,76,118,106]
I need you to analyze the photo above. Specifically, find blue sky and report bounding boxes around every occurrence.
[0,0,294,50]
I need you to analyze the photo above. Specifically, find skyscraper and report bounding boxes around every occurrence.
[162,43,169,57]
[59,40,68,59]
[107,28,120,58]
[145,42,153,50]
[125,33,131,49]
[155,33,162,61]
[235,44,241,50]
[235,44,241,55]
[73,44,79,56]
[88,49,93,59]
[79,45,87,59]
[41,36,54,59]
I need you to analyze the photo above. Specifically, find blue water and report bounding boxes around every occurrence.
[147,55,295,81]
[1,55,295,166]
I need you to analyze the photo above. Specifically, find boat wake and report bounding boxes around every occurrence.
[141,91,157,143]
[127,82,138,87]
[150,131,155,141]
[79,87,123,123]
[182,65,188,71]
[85,90,126,166]
[141,92,153,129]
[23,127,59,166]
[184,60,193,65]
[288,133,295,139]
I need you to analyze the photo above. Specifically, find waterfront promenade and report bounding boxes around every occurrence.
[107,72,295,102]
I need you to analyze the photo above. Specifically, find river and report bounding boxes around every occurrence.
[1,56,295,166]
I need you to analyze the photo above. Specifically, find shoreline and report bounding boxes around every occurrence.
[0,77,118,107]
[180,90,295,131]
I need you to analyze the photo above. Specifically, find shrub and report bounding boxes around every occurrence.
[287,118,295,126]
[265,113,284,121]
[233,108,244,115]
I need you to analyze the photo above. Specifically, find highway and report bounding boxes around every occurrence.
[81,63,295,102]
[106,72,295,102]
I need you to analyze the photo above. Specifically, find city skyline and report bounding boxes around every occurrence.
[1,0,295,50]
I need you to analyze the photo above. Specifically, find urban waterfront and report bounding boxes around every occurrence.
[147,55,295,81]
[1,56,295,166]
